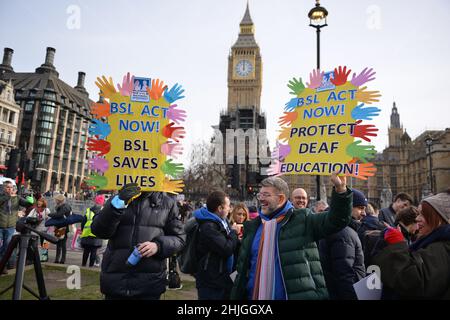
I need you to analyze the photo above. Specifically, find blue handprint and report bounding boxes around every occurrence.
[284,98,300,112]
[163,83,185,103]
[351,103,381,121]
[89,119,111,139]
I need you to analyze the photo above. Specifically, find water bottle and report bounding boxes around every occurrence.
[126,246,142,266]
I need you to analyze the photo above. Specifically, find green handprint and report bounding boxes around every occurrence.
[346,140,377,163]
[162,159,184,178]
[86,174,108,189]
[287,77,305,96]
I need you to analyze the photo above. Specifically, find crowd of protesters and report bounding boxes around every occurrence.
[1,176,449,300]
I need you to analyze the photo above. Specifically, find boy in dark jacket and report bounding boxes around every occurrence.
[319,188,367,300]
[194,190,239,300]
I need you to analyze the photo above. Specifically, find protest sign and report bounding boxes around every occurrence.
[270,66,381,180]
[85,73,187,193]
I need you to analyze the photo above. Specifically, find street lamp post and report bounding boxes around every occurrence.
[308,0,328,201]
[424,135,434,194]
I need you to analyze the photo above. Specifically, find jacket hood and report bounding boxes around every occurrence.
[362,215,384,229]
[194,207,224,223]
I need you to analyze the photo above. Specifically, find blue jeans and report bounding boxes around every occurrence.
[0,227,15,265]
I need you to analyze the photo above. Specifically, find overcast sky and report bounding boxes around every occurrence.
[1,0,449,166]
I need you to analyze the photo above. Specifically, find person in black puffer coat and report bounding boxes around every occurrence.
[91,184,185,300]
[319,188,367,300]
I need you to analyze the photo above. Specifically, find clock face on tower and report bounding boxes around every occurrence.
[235,59,253,77]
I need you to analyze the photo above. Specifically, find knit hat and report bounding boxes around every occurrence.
[422,191,450,224]
[352,189,368,207]
[54,194,65,202]
[95,194,105,206]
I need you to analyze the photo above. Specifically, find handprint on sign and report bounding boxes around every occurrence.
[95,76,117,98]
[162,123,185,142]
[117,72,135,96]
[351,120,379,142]
[162,159,184,178]
[86,138,111,156]
[160,142,183,157]
[89,156,109,173]
[162,178,184,194]
[267,159,283,177]
[330,66,351,86]
[278,126,291,143]
[351,67,376,87]
[90,101,111,119]
[287,77,305,96]
[89,119,111,139]
[163,83,185,103]
[347,158,377,181]
[278,112,298,127]
[356,86,381,104]
[167,104,187,124]
[306,69,324,89]
[86,174,108,189]
[346,140,377,163]
[147,78,166,101]
[271,142,291,161]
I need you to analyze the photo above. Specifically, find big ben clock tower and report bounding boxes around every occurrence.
[214,3,269,200]
[228,3,262,113]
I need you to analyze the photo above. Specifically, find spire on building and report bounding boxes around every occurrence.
[240,2,253,26]
[233,3,258,48]
[390,101,401,129]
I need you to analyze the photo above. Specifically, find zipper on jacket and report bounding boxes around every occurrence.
[131,201,141,246]
[277,212,291,300]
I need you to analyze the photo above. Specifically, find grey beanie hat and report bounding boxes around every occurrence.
[422,191,450,224]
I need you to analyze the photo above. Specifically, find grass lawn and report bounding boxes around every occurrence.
[0,264,196,300]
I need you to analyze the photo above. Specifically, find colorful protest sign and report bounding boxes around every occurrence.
[85,73,187,193]
[270,66,381,180]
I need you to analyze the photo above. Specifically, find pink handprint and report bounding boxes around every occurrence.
[117,72,135,96]
[89,156,109,172]
[271,143,291,161]
[351,67,376,87]
[167,104,187,124]
[306,69,324,89]
[267,159,284,177]
[161,142,184,158]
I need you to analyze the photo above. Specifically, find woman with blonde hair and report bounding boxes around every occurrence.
[230,203,249,240]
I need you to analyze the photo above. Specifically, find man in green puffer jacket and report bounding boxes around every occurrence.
[231,173,352,300]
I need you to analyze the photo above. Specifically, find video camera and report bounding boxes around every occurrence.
[16,217,58,244]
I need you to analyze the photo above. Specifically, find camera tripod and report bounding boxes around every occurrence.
[0,217,58,300]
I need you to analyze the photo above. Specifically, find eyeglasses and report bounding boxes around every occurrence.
[256,193,282,200]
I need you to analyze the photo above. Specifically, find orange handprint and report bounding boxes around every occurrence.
[147,78,167,101]
[90,101,111,119]
[356,86,381,105]
[347,158,377,181]
[278,112,298,126]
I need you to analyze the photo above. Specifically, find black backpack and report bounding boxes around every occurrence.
[177,217,200,275]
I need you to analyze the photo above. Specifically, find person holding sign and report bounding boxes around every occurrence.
[91,183,185,300]
[231,173,353,300]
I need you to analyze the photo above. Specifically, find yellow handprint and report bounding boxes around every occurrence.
[355,86,381,105]
[162,178,184,194]
[278,126,291,142]
[95,76,117,99]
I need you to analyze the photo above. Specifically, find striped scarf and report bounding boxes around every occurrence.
[252,213,286,300]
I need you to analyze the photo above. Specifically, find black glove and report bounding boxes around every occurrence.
[118,183,141,205]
